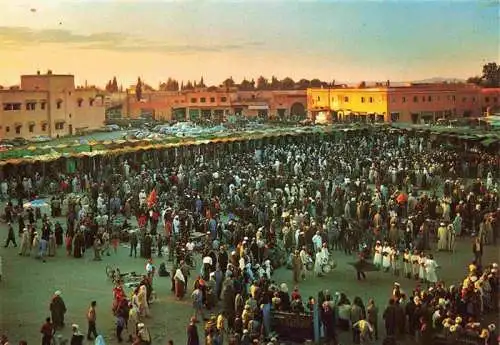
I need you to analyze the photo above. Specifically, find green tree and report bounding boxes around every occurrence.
[310,79,323,88]
[270,76,281,90]
[239,78,255,91]
[222,77,235,88]
[482,62,500,87]
[111,76,118,92]
[281,77,295,90]
[466,76,483,85]
[296,79,311,89]
[256,76,268,90]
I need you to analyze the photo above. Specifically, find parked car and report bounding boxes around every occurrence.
[30,135,52,142]
[11,137,29,146]
[105,124,121,132]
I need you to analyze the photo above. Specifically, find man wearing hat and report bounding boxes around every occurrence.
[49,291,66,330]
[71,324,84,345]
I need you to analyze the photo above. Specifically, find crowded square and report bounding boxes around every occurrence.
[0,125,498,345]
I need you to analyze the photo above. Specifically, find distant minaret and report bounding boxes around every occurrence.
[85,80,88,88]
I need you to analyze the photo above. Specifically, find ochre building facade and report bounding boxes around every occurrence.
[0,71,105,139]
[307,83,500,123]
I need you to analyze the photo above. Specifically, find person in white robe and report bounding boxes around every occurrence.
[425,254,438,285]
[373,241,382,268]
[314,245,330,276]
[312,231,322,253]
[411,250,420,280]
[382,244,392,272]
[437,222,448,251]
[418,253,427,282]
[486,172,493,191]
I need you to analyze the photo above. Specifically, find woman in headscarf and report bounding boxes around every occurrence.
[48,232,56,257]
[127,304,139,342]
[137,285,149,318]
[19,228,30,256]
[32,232,40,257]
[174,265,186,300]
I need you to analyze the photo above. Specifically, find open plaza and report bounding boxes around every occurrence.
[0,124,498,345]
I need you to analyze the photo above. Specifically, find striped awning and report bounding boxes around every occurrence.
[248,105,269,110]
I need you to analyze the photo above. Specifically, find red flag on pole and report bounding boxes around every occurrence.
[147,189,158,209]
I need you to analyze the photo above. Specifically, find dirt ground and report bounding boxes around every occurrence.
[1,221,498,345]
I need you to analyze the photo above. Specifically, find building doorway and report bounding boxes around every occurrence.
[69,124,73,135]
[290,102,306,119]
[411,113,419,124]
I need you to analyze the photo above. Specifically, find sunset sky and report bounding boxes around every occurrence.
[0,0,498,88]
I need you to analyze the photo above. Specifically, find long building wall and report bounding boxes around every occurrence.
[121,89,307,121]
[307,84,500,123]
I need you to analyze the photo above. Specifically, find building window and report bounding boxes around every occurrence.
[29,124,35,133]
[369,97,373,103]
[452,95,456,101]
[485,97,490,103]
[391,97,396,103]
[5,126,10,133]
[210,97,215,103]
[344,96,349,102]
[413,96,418,103]
[41,123,47,131]
[472,97,476,103]
[221,97,227,102]
[77,99,83,107]
[361,97,365,103]
[56,100,62,109]
[317,96,320,101]
[494,97,498,103]
[402,97,406,103]
[200,97,206,103]
[41,102,46,110]
[15,126,21,134]
[26,102,36,110]
[3,103,22,111]
[89,98,94,106]
[422,96,426,102]
[190,98,197,103]
[427,96,432,102]
[462,97,466,102]
[55,122,64,130]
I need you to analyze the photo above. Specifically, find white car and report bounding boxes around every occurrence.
[30,135,52,142]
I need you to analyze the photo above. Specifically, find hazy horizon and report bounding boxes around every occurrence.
[0,0,498,88]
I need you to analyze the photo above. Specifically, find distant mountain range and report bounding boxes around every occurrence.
[343,77,467,87]
[411,77,467,84]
